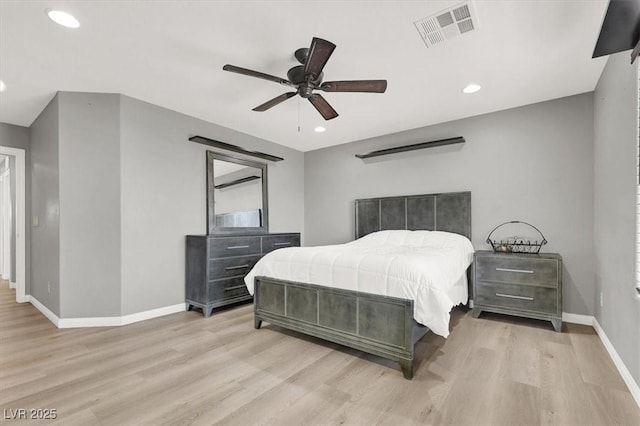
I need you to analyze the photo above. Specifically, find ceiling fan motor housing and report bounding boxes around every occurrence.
[287,65,322,84]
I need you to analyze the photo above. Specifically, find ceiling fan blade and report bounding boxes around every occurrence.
[320,80,387,93]
[252,92,297,112]
[223,64,294,87]
[303,38,336,79]
[308,94,339,120]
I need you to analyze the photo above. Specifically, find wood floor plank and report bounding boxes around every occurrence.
[0,280,638,425]
[567,322,630,392]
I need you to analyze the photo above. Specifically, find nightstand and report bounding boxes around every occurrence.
[472,250,562,332]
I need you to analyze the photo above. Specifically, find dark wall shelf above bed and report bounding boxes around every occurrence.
[355,136,465,159]
[189,135,284,162]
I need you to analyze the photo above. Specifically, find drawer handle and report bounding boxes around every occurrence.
[274,242,292,246]
[226,264,250,270]
[227,245,250,250]
[495,267,534,274]
[496,293,534,301]
[225,285,246,291]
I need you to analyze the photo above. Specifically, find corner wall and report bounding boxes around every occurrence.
[58,92,122,317]
[304,93,595,316]
[29,95,60,315]
[594,51,640,384]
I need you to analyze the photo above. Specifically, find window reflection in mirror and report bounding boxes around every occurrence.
[207,151,268,234]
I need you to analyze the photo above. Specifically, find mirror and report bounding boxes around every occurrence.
[207,151,268,234]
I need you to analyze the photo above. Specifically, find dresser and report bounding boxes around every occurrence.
[472,250,562,332]
[186,233,300,317]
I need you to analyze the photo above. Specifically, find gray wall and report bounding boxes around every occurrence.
[0,122,30,291]
[14,91,305,319]
[594,51,640,384]
[119,95,305,315]
[58,93,122,317]
[29,95,60,315]
[304,93,595,316]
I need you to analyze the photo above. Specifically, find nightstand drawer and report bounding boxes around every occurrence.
[476,256,559,287]
[209,255,260,279]
[209,236,262,258]
[475,281,559,315]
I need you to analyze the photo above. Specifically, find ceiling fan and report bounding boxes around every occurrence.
[223,37,387,120]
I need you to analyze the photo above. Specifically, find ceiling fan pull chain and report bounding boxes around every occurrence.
[297,97,301,132]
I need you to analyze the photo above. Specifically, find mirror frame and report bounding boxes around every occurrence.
[207,151,269,235]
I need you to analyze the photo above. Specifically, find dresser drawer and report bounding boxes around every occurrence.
[209,255,260,279]
[476,256,559,287]
[475,281,559,315]
[262,234,300,254]
[208,277,251,301]
[209,236,261,258]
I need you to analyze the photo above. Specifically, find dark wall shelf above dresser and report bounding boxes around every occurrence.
[355,136,465,159]
[189,135,284,162]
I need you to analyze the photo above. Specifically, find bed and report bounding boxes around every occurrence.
[244,191,472,379]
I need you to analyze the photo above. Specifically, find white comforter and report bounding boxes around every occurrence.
[244,230,475,338]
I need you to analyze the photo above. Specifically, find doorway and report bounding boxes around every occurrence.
[0,146,26,303]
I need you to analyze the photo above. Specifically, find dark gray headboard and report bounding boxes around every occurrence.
[355,191,471,240]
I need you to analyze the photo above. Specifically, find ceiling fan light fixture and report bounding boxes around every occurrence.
[47,10,80,28]
[314,126,326,133]
[463,83,481,94]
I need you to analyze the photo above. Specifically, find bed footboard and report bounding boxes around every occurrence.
[253,276,428,379]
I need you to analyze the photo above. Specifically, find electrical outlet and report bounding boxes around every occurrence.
[47,281,51,293]
[600,292,604,308]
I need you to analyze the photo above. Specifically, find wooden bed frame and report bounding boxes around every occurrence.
[253,191,471,379]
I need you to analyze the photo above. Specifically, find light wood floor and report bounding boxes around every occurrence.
[1,281,639,425]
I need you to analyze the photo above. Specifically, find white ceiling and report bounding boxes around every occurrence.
[0,1,609,152]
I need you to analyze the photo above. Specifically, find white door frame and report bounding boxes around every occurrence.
[0,146,26,303]
[1,164,10,281]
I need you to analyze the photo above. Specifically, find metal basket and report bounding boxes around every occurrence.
[486,221,547,254]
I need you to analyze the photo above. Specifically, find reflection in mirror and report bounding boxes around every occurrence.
[213,160,262,227]
[207,151,268,234]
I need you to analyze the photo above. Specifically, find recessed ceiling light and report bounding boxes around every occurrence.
[314,126,326,133]
[0,80,6,92]
[463,84,481,94]
[47,10,80,28]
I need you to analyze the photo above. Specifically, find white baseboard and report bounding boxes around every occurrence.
[562,312,594,326]
[27,295,186,329]
[57,303,186,328]
[119,303,187,326]
[27,295,60,327]
[9,281,16,289]
[593,318,640,408]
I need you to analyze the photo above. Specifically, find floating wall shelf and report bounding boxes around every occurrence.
[189,135,284,162]
[356,136,465,159]
[214,175,260,190]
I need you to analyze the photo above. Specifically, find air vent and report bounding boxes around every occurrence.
[414,2,479,48]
